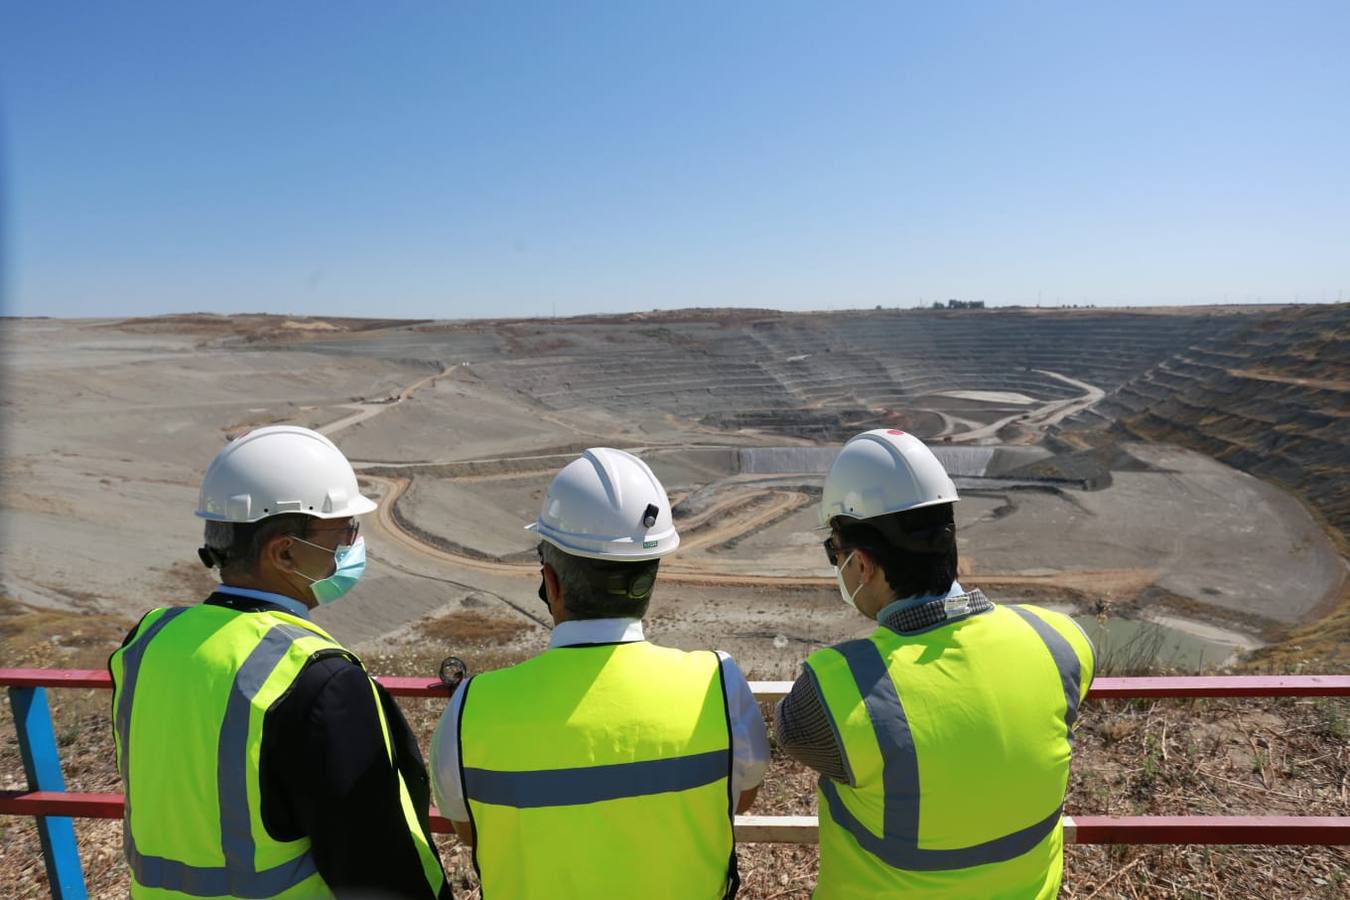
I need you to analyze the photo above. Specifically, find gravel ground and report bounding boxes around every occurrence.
[2,617,1346,899]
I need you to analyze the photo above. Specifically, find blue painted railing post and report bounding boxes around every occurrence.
[8,686,88,899]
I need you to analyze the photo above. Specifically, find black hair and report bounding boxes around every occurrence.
[834,502,958,601]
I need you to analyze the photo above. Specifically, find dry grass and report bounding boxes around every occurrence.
[0,596,132,897]
[1061,695,1350,898]
[0,594,132,668]
[416,610,532,647]
[1248,580,1350,673]
[2,607,1347,897]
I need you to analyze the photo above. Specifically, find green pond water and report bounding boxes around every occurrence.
[1070,614,1252,674]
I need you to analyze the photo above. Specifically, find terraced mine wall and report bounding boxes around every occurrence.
[736,445,1053,478]
[512,311,1242,440]
[1061,304,1348,544]
[1049,304,1349,665]
[300,309,1249,443]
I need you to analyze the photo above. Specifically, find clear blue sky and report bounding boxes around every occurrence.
[3,2,1347,318]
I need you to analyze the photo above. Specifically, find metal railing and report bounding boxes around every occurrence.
[4,669,1349,899]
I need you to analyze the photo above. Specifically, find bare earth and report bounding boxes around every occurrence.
[2,313,1344,671]
[2,309,1348,898]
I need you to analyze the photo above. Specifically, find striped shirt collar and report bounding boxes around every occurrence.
[214,584,312,620]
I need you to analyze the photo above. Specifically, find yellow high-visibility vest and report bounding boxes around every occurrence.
[109,604,445,899]
[808,603,1095,899]
[459,641,736,899]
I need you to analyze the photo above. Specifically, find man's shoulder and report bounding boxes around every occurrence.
[294,650,367,688]
[1001,601,1082,634]
[640,640,725,662]
[114,601,226,652]
[469,641,725,693]
[273,652,373,725]
[804,633,883,672]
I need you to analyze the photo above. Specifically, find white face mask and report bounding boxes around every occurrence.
[834,551,862,609]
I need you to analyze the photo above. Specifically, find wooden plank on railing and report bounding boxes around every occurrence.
[1064,815,1350,845]
[0,670,110,690]
[424,810,820,843]
[5,793,1347,846]
[734,815,819,844]
[0,791,124,819]
[1087,675,1350,699]
[749,681,793,703]
[352,675,1350,701]
[3,670,1349,700]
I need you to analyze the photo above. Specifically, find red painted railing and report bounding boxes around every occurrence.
[7,668,1346,700]
[2,789,1348,846]
[4,666,1349,898]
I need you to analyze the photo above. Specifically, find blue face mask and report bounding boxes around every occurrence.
[294,535,366,604]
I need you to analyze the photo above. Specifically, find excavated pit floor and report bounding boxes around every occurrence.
[2,315,1341,676]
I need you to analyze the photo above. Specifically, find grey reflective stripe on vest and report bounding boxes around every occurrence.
[817,637,1064,872]
[117,616,323,897]
[1008,606,1083,743]
[465,748,728,809]
[217,625,317,877]
[125,849,317,899]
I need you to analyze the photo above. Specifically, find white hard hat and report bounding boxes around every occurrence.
[196,425,377,523]
[527,448,679,561]
[820,429,958,526]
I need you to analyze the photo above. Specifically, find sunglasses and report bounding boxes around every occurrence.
[308,520,361,544]
[822,538,846,567]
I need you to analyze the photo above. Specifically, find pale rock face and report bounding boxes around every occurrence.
[5,307,1341,669]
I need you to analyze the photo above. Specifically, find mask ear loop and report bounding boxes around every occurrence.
[835,551,865,609]
[286,535,341,583]
[290,535,340,555]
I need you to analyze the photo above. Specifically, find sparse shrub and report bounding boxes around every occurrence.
[1311,698,1348,741]
[1095,619,1170,676]
[1140,732,1163,785]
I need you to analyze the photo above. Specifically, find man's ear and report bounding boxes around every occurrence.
[542,563,563,610]
[260,534,297,575]
[854,548,880,585]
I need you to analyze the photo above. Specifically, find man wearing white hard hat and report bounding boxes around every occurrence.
[109,426,450,898]
[775,429,1095,899]
[430,447,769,898]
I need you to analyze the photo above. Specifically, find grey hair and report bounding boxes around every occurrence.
[204,521,235,554]
[538,541,658,620]
[201,514,310,577]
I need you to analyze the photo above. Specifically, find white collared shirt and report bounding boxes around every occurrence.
[430,617,770,822]
[214,584,312,620]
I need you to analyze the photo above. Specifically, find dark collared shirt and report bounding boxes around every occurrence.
[116,592,450,899]
[773,587,992,783]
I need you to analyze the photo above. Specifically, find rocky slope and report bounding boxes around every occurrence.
[1055,303,1349,665]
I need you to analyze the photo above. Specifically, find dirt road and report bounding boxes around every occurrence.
[364,474,1184,606]
[319,365,451,437]
[1227,368,1350,392]
[948,370,1104,443]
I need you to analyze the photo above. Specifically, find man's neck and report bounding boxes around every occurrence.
[220,574,316,611]
[548,617,645,649]
[874,581,964,621]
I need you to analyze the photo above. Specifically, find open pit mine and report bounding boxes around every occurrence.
[4,303,1348,896]
[4,304,1346,674]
